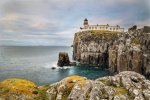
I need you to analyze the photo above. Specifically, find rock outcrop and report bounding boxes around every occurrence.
[73,27,150,78]
[46,71,150,100]
[57,52,70,67]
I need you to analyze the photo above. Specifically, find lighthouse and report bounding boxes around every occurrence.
[80,18,124,32]
[83,18,89,29]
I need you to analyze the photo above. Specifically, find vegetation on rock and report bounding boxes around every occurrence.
[47,71,150,100]
[0,78,38,99]
[0,71,150,100]
[63,76,87,89]
[131,37,141,45]
[0,78,50,100]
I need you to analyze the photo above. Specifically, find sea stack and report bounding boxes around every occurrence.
[57,52,70,67]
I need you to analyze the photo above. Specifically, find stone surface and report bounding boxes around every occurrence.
[128,25,137,32]
[73,30,122,67]
[46,71,150,100]
[57,52,70,67]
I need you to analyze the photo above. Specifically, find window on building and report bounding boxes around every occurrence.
[113,28,115,30]
[89,27,91,29]
[95,27,97,29]
[110,28,111,30]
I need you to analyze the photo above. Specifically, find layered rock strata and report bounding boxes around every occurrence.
[73,30,123,67]
[73,27,150,78]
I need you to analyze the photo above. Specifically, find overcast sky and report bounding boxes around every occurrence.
[0,0,149,46]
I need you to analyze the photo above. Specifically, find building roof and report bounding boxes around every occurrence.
[84,18,88,21]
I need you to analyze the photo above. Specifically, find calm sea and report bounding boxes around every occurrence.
[0,46,110,85]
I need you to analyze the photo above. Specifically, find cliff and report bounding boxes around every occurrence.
[73,30,123,67]
[109,28,150,77]
[73,28,150,78]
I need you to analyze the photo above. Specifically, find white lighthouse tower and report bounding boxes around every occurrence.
[83,18,89,29]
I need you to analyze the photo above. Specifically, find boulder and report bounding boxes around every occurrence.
[46,71,150,100]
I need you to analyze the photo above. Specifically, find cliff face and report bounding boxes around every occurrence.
[73,30,123,67]
[46,71,150,100]
[73,28,150,77]
[109,28,150,77]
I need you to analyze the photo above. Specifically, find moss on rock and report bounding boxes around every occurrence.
[131,37,141,45]
[0,78,38,99]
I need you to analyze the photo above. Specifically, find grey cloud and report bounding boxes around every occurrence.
[0,0,149,46]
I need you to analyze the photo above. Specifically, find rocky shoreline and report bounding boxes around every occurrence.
[1,71,150,100]
[47,71,150,100]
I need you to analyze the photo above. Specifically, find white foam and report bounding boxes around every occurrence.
[44,62,57,68]
[43,62,73,69]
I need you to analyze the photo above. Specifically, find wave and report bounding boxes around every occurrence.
[43,62,73,69]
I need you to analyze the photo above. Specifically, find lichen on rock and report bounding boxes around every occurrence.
[46,71,150,100]
[0,71,149,100]
[0,78,39,100]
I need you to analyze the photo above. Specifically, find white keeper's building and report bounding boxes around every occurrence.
[80,18,124,32]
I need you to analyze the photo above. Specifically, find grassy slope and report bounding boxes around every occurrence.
[0,78,49,100]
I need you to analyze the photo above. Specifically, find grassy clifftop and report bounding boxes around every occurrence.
[74,30,123,42]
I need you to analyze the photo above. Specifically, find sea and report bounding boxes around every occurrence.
[0,46,110,85]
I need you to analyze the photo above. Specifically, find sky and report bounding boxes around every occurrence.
[0,0,149,46]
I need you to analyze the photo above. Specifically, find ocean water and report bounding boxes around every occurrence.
[0,46,110,85]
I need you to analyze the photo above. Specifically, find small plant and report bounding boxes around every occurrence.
[131,37,141,45]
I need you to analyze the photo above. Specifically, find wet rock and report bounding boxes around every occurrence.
[51,67,56,69]
[57,52,70,67]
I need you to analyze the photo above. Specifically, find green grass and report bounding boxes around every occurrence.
[98,80,129,97]
[34,85,49,100]
[99,80,110,86]
[131,38,141,45]
[111,86,128,96]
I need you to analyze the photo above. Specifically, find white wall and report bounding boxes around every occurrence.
[82,25,124,32]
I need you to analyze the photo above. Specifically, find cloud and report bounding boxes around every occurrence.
[0,0,149,46]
